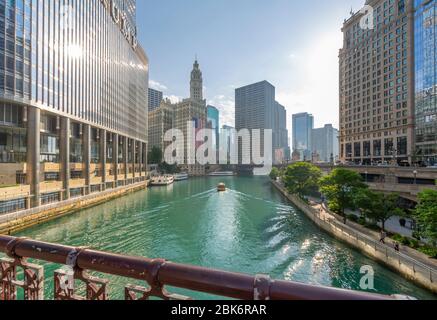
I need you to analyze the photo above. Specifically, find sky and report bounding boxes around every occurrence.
[136,0,364,134]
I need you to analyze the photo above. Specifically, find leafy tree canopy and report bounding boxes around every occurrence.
[283,162,322,197]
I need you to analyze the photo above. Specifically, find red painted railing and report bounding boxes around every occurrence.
[0,235,395,300]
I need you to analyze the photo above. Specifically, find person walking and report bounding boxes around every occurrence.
[379,230,387,244]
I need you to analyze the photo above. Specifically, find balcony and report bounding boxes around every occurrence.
[0,235,393,301]
[39,181,63,193]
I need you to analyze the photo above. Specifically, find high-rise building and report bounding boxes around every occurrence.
[148,88,163,112]
[235,81,288,164]
[207,105,220,149]
[273,102,289,163]
[148,60,207,175]
[312,124,339,163]
[148,99,175,155]
[0,0,148,213]
[339,0,415,165]
[292,113,314,161]
[414,0,437,165]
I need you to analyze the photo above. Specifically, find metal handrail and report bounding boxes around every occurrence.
[0,235,394,300]
[318,203,437,281]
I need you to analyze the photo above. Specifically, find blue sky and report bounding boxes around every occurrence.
[136,0,364,132]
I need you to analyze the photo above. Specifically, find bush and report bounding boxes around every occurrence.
[418,247,437,259]
[358,217,367,226]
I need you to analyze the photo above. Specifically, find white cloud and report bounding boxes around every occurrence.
[149,80,168,91]
[164,95,182,104]
[208,95,235,128]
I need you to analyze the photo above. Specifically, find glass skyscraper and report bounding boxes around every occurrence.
[0,0,149,212]
[292,113,314,161]
[415,0,437,165]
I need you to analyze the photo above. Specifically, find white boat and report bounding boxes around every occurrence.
[150,175,175,186]
[174,172,189,181]
[208,171,235,177]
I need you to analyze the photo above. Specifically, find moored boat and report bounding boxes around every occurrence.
[209,171,235,177]
[174,172,189,181]
[150,175,175,186]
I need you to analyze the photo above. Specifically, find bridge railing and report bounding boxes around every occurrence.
[0,235,394,300]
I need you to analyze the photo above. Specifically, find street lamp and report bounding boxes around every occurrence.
[413,170,418,185]
[365,171,368,183]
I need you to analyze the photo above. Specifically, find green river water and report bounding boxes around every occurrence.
[14,176,436,300]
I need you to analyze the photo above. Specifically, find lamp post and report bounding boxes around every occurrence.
[413,170,418,185]
[365,170,368,183]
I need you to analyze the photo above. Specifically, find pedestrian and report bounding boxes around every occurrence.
[379,230,386,244]
[394,242,400,252]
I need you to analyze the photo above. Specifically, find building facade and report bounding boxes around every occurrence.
[235,81,288,164]
[312,124,339,163]
[339,0,415,165]
[148,88,163,112]
[273,102,289,164]
[147,98,174,155]
[147,60,207,176]
[414,0,437,165]
[207,105,220,151]
[292,113,314,161]
[0,0,148,214]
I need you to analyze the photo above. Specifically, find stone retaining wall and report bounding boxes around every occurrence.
[271,180,437,295]
[0,181,148,235]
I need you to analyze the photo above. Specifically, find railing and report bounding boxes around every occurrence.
[272,181,436,292]
[312,201,437,284]
[0,235,394,300]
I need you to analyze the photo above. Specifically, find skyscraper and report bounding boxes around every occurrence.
[414,0,437,165]
[312,124,339,163]
[339,0,415,165]
[292,113,314,161]
[148,88,164,112]
[235,81,287,164]
[207,105,220,150]
[0,0,148,212]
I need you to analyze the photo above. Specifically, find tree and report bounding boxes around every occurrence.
[319,168,367,224]
[414,189,437,246]
[148,146,162,165]
[283,162,322,197]
[269,168,280,181]
[354,190,403,231]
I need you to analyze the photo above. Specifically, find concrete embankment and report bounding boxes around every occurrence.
[271,180,437,295]
[0,181,148,235]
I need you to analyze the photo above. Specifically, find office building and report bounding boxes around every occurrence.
[414,0,437,165]
[292,113,314,161]
[312,124,339,163]
[235,81,288,164]
[148,88,163,112]
[147,60,207,176]
[148,99,174,155]
[207,105,220,150]
[339,0,415,165]
[0,0,148,213]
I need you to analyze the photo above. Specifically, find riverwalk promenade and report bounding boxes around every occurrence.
[271,180,437,295]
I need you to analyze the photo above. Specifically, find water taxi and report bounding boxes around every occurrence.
[217,183,226,192]
[174,172,189,181]
[150,175,175,186]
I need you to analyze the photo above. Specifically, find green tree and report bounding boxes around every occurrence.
[354,190,403,231]
[269,167,280,181]
[283,162,322,197]
[148,146,162,164]
[319,168,367,224]
[414,189,437,246]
